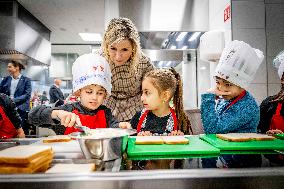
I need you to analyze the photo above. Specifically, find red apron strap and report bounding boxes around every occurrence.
[275,103,282,115]
[136,108,178,133]
[170,108,178,131]
[225,90,246,112]
[269,103,284,131]
[136,110,149,133]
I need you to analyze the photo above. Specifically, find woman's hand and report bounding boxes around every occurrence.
[137,131,152,136]
[51,110,82,127]
[168,130,184,136]
[16,128,25,138]
[119,122,132,129]
[266,129,283,135]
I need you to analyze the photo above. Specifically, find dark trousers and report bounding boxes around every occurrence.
[17,109,29,134]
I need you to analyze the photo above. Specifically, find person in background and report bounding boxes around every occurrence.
[258,51,284,166]
[0,93,25,138]
[130,68,193,135]
[49,79,64,107]
[31,90,41,107]
[39,91,49,105]
[200,40,264,168]
[99,17,154,122]
[258,50,284,135]
[0,60,32,135]
[29,53,130,135]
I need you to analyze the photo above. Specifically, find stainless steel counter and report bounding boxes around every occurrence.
[0,168,284,189]
[0,138,284,189]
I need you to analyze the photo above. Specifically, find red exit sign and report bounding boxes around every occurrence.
[224,4,231,22]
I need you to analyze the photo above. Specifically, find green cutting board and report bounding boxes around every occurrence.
[127,135,220,158]
[200,134,284,151]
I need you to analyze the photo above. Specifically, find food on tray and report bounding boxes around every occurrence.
[0,145,53,174]
[0,145,53,164]
[161,136,189,144]
[216,133,275,142]
[43,135,72,143]
[135,136,164,144]
[71,128,135,139]
[46,163,95,173]
[135,136,189,145]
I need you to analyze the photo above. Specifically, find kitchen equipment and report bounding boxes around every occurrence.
[200,134,284,151]
[127,135,220,159]
[71,128,136,161]
[74,124,91,135]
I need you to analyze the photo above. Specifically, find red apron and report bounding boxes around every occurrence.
[64,109,107,135]
[136,108,178,133]
[224,90,246,112]
[270,103,284,132]
[0,106,17,139]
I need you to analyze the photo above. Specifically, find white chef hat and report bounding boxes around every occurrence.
[215,40,264,89]
[273,50,284,79]
[72,53,112,95]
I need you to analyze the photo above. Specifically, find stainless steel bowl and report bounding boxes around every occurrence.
[71,128,136,161]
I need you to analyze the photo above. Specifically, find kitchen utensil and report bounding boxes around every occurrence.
[74,124,91,135]
[71,128,136,161]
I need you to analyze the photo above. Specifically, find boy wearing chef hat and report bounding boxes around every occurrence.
[29,53,130,135]
[200,40,264,168]
[258,50,284,135]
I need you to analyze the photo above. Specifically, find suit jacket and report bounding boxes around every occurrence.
[49,85,64,107]
[0,75,32,112]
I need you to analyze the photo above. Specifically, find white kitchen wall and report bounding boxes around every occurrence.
[231,0,266,104]
[266,2,284,98]
[197,0,231,107]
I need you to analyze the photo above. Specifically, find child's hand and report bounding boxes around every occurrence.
[266,129,283,135]
[168,130,184,136]
[119,122,131,129]
[137,131,152,136]
[16,128,25,138]
[207,87,231,97]
[51,110,82,127]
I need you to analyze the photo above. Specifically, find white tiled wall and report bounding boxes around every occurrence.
[232,0,267,104]
[266,3,284,97]
[231,0,284,104]
[196,0,231,107]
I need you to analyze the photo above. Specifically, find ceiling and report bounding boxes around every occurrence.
[17,0,106,55]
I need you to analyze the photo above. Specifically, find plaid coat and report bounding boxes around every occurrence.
[105,53,154,121]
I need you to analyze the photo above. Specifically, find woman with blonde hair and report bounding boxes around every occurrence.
[99,17,154,122]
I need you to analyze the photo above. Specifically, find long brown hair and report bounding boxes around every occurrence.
[143,68,193,134]
[272,73,284,102]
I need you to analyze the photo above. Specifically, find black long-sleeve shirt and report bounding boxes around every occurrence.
[0,93,22,129]
[258,96,284,133]
[28,102,119,134]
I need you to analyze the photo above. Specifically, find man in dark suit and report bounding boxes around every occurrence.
[0,60,32,134]
[49,79,64,107]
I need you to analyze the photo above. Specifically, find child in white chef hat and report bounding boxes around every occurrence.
[258,50,284,135]
[200,40,264,168]
[29,53,130,135]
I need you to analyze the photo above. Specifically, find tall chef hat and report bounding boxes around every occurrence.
[273,50,284,79]
[72,53,112,95]
[215,40,264,89]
